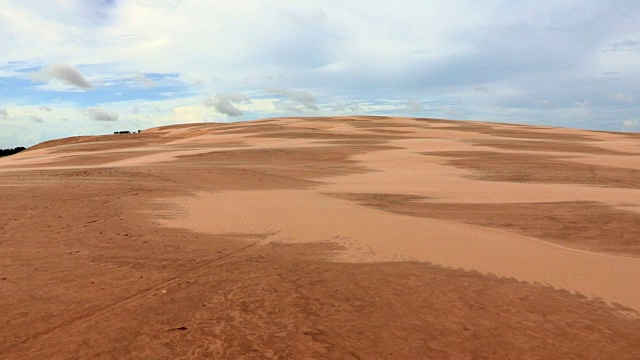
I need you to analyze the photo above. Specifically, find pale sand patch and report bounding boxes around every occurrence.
[160,190,640,313]
[0,148,59,167]
[583,137,640,153]
[617,205,640,214]
[319,146,640,205]
[101,148,219,167]
[0,147,217,171]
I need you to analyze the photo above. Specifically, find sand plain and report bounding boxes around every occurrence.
[1,116,639,359]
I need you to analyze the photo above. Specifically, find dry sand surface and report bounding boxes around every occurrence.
[1,116,639,359]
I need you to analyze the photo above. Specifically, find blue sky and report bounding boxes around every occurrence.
[1,0,639,148]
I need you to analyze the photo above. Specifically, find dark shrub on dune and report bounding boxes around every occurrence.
[0,147,26,157]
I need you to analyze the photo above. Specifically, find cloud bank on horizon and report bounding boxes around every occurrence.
[0,0,639,147]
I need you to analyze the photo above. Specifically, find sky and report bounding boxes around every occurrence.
[1,0,639,148]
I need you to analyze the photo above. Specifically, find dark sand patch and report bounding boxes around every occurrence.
[328,193,640,256]
[170,146,393,188]
[361,128,416,135]
[414,118,603,142]
[248,130,401,141]
[29,133,170,152]
[468,139,633,155]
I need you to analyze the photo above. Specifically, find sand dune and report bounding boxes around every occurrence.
[1,116,639,359]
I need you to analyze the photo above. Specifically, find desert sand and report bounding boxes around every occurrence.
[1,116,639,359]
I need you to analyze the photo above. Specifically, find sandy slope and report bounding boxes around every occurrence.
[1,116,639,359]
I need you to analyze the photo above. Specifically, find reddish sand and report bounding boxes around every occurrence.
[1,116,639,359]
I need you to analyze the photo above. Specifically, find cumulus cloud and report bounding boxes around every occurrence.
[31,63,93,89]
[29,115,44,123]
[406,99,425,111]
[203,93,251,117]
[205,97,242,117]
[81,107,119,121]
[39,106,52,111]
[267,88,318,111]
[0,108,8,119]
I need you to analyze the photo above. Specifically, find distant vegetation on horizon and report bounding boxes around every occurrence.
[0,147,26,157]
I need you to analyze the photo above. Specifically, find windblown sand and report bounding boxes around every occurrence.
[1,116,639,359]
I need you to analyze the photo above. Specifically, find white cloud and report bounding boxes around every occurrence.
[575,100,592,107]
[203,93,251,117]
[31,63,93,89]
[81,107,118,121]
[0,108,8,119]
[39,105,52,111]
[171,105,210,123]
